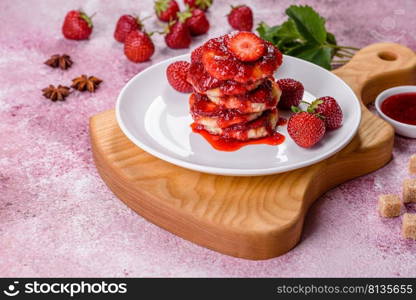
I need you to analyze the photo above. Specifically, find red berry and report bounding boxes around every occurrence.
[201,48,237,80]
[184,0,213,11]
[200,35,281,82]
[155,0,179,22]
[228,5,253,32]
[191,46,203,63]
[166,61,193,93]
[226,31,265,62]
[124,30,155,63]
[315,96,343,130]
[186,9,209,36]
[288,112,326,148]
[165,21,192,49]
[276,78,305,110]
[62,10,93,40]
[114,15,141,43]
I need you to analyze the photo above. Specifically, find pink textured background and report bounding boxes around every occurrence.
[1,0,416,277]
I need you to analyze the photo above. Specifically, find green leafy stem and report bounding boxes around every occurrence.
[257,5,360,70]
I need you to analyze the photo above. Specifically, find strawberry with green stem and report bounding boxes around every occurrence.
[62,10,94,40]
[177,7,210,36]
[154,0,180,22]
[164,19,192,49]
[308,97,343,130]
[124,29,155,63]
[292,96,343,130]
[184,0,213,11]
[114,15,150,43]
[228,5,253,32]
[287,111,326,148]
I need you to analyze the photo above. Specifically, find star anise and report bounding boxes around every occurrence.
[42,85,70,101]
[44,54,73,70]
[71,75,102,92]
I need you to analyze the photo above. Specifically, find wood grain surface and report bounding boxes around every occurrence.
[89,43,416,260]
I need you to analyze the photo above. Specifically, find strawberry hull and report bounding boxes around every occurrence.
[62,10,93,40]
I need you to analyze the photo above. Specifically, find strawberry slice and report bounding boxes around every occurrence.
[166,61,193,93]
[226,32,265,62]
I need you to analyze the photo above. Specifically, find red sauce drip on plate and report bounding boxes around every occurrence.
[191,123,285,152]
[381,92,416,125]
[277,117,287,126]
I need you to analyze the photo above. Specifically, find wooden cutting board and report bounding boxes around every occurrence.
[90,43,416,260]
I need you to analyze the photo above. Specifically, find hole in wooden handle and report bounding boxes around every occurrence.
[378,51,398,61]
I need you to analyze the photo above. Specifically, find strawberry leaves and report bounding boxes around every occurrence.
[290,44,332,70]
[305,99,324,113]
[291,99,325,120]
[285,5,326,44]
[80,12,93,28]
[257,5,359,70]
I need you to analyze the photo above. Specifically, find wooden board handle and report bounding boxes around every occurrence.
[307,43,416,210]
[333,42,416,105]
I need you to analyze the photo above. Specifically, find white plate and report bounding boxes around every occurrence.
[116,54,361,176]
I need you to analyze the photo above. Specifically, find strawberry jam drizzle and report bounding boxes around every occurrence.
[201,35,282,83]
[187,33,286,152]
[191,123,285,152]
[187,61,265,95]
[277,117,287,126]
[381,92,416,125]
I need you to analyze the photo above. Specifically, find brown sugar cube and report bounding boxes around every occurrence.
[378,194,402,218]
[402,213,416,240]
[403,179,416,203]
[409,155,416,174]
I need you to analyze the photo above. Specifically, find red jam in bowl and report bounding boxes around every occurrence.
[380,92,416,125]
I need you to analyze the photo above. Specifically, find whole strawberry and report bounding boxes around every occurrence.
[184,0,213,11]
[166,61,193,93]
[124,30,155,62]
[165,21,192,49]
[276,78,304,110]
[186,9,210,36]
[313,96,343,130]
[114,15,142,43]
[228,5,253,32]
[62,10,93,40]
[155,0,179,22]
[178,9,209,36]
[288,112,326,148]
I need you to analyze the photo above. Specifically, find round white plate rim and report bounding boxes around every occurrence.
[116,54,362,176]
